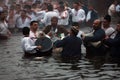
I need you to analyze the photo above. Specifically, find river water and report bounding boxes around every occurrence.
[0,28,120,80]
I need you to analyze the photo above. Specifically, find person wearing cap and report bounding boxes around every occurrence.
[102,14,115,38]
[82,19,106,57]
[54,26,82,61]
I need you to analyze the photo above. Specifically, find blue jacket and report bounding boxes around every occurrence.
[54,36,82,58]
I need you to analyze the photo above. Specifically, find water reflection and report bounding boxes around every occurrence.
[0,33,120,80]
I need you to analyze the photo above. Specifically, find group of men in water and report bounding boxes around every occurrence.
[0,0,120,61]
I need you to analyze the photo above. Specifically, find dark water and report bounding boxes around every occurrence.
[0,31,120,80]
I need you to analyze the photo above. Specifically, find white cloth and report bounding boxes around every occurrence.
[103,27,115,36]
[0,21,9,35]
[86,11,92,22]
[36,10,46,21]
[108,4,115,16]
[71,8,85,22]
[41,11,58,26]
[116,4,120,12]
[16,17,31,29]
[29,30,38,42]
[21,37,37,54]
[27,12,37,21]
[58,10,69,25]
[77,30,84,39]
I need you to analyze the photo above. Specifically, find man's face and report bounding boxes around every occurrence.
[51,18,58,26]
[103,19,109,28]
[73,3,78,10]
[32,22,38,31]
[116,23,120,32]
[93,20,100,29]
[0,12,6,20]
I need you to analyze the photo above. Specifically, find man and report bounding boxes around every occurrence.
[16,10,31,30]
[0,11,11,39]
[54,26,82,61]
[71,2,85,26]
[86,5,98,27]
[41,4,58,26]
[57,4,69,28]
[102,14,115,38]
[43,16,69,41]
[82,19,106,57]
[21,27,42,58]
[104,21,120,58]
[29,21,39,42]
[108,0,117,16]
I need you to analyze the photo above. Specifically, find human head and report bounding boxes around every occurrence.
[72,22,80,29]
[20,10,27,18]
[30,21,39,32]
[93,19,102,30]
[22,27,30,36]
[103,14,111,28]
[47,4,53,11]
[116,21,120,32]
[70,26,79,36]
[73,2,80,10]
[51,16,58,27]
[0,11,6,21]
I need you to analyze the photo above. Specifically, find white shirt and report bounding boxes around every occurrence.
[71,8,85,22]
[116,4,120,12]
[36,10,46,21]
[108,4,115,16]
[41,11,58,26]
[21,37,37,54]
[77,30,84,39]
[86,11,92,22]
[103,27,115,36]
[29,30,38,42]
[0,21,9,35]
[16,17,31,29]
[58,10,69,25]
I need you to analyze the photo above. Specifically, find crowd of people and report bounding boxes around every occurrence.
[0,0,120,61]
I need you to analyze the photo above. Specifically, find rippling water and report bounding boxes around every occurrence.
[0,31,120,80]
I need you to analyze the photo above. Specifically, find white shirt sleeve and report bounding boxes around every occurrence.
[78,9,86,21]
[21,37,37,53]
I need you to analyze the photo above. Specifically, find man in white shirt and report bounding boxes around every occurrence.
[71,2,85,26]
[102,15,115,38]
[108,0,117,16]
[16,10,31,29]
[57,4,69,28]
[41,4,58,26]
[29,21,39,42]
[0,11,11,39]
[21,27,42,58]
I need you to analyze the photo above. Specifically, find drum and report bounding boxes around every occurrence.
[35,37,53,52]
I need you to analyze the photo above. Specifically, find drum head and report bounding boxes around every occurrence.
[35,37,53,52]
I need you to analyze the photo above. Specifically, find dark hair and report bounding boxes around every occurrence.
[71,26,79,36]
[24,5,31,10]
[51,16,58,21]
[72,22,80,27]
[118,20,120,24]
[104,14,111,22]
[73,2,80,5]
[30,21,38,26]
[47,4,53,11]
[22,27,30,35]
[0,11,4,15]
